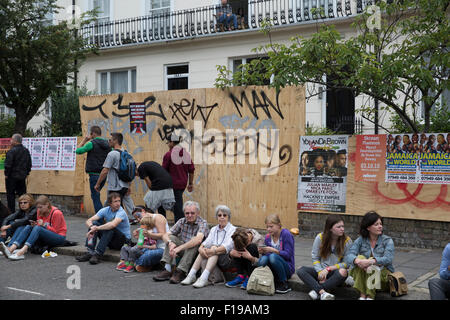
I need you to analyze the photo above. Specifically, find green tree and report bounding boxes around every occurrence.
[0,0,97,134]
[38,84,95,137]
[215,0,450,133]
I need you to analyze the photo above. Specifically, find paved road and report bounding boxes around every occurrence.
[0,254,310,301]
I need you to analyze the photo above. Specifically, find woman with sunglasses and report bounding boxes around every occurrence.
[0,194,37,252]
[181,205,236,288]
[1,195,67,260]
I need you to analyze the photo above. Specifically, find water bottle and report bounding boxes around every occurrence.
[137,228,145,246]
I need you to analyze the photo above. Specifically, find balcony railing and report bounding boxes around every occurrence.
[80,0,371,49]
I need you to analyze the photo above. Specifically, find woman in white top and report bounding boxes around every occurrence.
[133,210,170,272]
[181,205,236,288]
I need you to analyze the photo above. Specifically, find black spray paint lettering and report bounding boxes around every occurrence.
[228,89,284,120]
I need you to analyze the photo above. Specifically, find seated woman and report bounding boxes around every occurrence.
[296,214,352,300]
[225,228,260,289]
[258,214,295,294]
[1,195,67,260]
[181,205,236,288]
[344,211,395,300]
[133,208,170,272]
[0,194,37,246]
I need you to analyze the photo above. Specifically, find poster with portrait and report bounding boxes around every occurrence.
[129,102,147,135]
[59,137,77,170]
[386,133,450,184]
[30,138,46,170]
[297,135,349,213]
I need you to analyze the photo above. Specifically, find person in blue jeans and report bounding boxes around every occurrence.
[257,214,295,294]
[0,194,37,245]
[1,195,67,260]
[216,0,238,30]
[428,242,450,300]
[75,192,131,265]
[75,125,110,214]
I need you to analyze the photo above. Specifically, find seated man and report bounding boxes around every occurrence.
[216,0,238,31]
[153,201,209,284]
[429,242,450,300]
[76,192,131,265]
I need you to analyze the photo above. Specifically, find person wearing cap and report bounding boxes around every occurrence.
[162,133,195,223]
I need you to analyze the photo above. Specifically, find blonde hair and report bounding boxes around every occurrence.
[265,214,281,226]
[18,194,35,207]
[140,215,156,229]
[35,195,52,210]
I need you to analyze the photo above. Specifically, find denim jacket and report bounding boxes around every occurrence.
[344,234,395,273]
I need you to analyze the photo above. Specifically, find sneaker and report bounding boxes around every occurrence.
[153,269,172,282]
[181,274,197,285]
[192,277,209,288]
[123,264,135,273]
[225,275,244,288]
[136,265,152,273]
[240,276,249,290]
[89,254,101,265]
[275,281,292,294]
[0,242,11,259]
[308,290,319,300]
[358,297,366,300]
[9,253,25,261]
[320,291,335,300]
[75,252,92,262]
[345,276,354,287]
[169,269,186,284]
[116,261,127,271]
[366,297,374,300]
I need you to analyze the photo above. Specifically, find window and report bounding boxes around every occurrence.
[165,64,189,90]
[148,0,171,16]
[99,69,137,94]
[91,0,110,23]
[232,56,271,86]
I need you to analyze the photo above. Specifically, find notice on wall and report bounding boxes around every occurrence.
[297,135,349,213]
[386,133,450,184]
[355,135,387,182]
[0,138,11,170]
[6,137,78,171]
[130,102,147,134]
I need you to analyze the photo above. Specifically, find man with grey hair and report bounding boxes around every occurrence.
[4,134,32,213]
[153,200,209,284]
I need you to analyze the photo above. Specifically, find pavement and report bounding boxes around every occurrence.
[52,215,443,300]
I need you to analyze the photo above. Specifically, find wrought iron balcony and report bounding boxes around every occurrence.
[80,0,370,49]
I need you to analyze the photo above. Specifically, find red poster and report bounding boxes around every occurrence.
[355,135,386,182]
[129,103,146,134]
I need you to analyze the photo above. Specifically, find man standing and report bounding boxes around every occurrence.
[153,201,209,284]
[162,134,195,223]
[75,192,131,265]
[75,126,110,214]
[4,134,32,213]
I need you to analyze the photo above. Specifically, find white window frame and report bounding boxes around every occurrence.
[145,0,173,16]
[164,63,189,90]
[89,0,113,23]
[230,56,273,85]
[98,68,137,94]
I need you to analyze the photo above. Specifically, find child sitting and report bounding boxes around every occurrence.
[116,216,156,272]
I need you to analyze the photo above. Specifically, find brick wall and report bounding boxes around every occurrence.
[298,212,450,249]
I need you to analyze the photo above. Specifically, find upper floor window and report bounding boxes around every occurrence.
[165,64,189,90]
[99,68,136,94]
[148,0,171,16]
[91,0,110,23]
[232,56,271,86]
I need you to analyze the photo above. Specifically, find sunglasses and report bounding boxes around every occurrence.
[19,201,29,204]
[217,214,228,218]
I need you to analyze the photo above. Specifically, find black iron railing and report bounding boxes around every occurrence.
[80,0,370,49]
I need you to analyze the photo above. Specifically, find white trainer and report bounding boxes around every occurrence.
[181,274,197,285]
[192,277,209,288]
[9,253,25,261]
[308,290,319,300]
[0,242,12,259]
[320,291,335,300]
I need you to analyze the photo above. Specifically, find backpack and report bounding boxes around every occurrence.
[246,266,275,296]
[388,271,408,297]
[117,150,136,182]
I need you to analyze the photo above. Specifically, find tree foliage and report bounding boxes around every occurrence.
[215,0,450,133]
[0,0,97,134]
